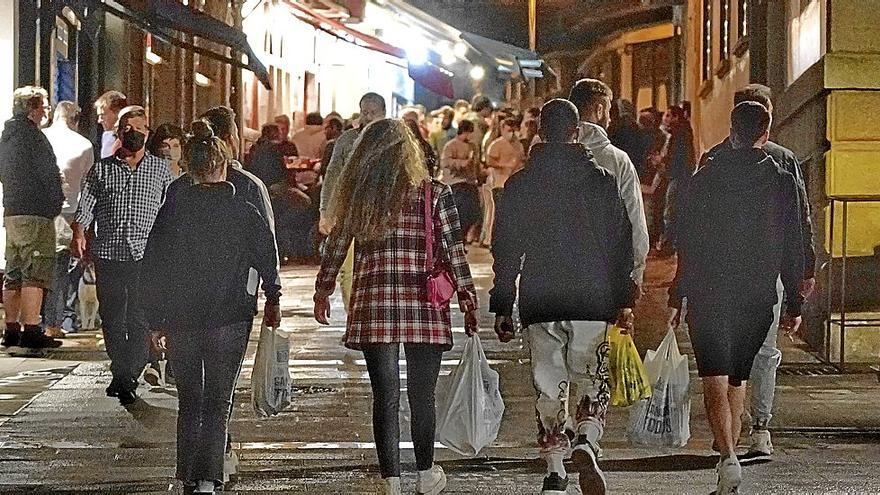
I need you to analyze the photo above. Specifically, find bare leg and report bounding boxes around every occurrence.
[703,376,736,457]
[3,290,21,323]
[728,383,747,448]
[19,287,44,326]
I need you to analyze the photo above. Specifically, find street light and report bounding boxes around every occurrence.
[469,65,485,81]
[453,41,467,58]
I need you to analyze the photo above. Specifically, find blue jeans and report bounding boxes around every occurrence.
[749,278,784,427]
[169,321,251,484]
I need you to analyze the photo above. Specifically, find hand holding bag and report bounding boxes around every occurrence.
[424,182,456,309]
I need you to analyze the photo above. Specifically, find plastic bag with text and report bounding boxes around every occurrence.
[608,325,653,407]
[252,323,292,417]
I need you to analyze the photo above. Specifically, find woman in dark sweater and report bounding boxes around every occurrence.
[143,122,281,495]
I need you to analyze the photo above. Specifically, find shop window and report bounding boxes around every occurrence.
[787,0,826,84]
[701,0,713,83]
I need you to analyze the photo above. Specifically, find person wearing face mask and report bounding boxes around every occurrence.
[72,105,175,406]
[147,124,186,177]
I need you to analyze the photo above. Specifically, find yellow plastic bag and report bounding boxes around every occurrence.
[608,325,652,407]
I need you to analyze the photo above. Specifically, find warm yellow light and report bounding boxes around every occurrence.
[145,48,162,65]
[195,72,212,87]
[469,65,485,81]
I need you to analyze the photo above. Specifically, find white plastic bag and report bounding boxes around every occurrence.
[627,327,691,447]
[251,323,292,417]
[435,334,505,456]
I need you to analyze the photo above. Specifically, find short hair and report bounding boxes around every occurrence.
[539,99,579,142]
[273,114,290,126]
[731,101,771,146]
[471,94,493,113]
[453,99,470,111]
[12,86,48,117]
[734,84,773,110]
[200,106,236,140]
[502,118,519,129]
[305,112,323,126]
[53,101,80,125]
[95,90,127,112]
[525,107,541,119]
[260,123,281,141]
[457,119,475,135]
[359,92,386,111]
[569,78,613,115]
[147,123,185,156]
[325,116,344,131]
[116,105,147,134]
[431,105,454,119]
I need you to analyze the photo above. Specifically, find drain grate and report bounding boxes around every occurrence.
[778,363,842,376]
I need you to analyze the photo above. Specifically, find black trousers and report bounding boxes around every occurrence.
[363,344,444,478]
[94,259,150,391]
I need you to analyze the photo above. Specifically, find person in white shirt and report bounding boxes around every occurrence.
[42,101,94,337]
[570,78,650,289]
[94,91,127,159]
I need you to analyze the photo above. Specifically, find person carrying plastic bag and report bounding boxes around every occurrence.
[490,98,639,495]
[626,326,690,447]
[607,326,652,407]
[435,334,504,456]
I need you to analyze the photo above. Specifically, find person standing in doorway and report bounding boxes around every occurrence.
[569,79,650,291]
[0,86,65,350]
[72,105,175,405]
[491,99,635,495]
[698,84,817,457]
[314,118,478,495]
[42,101,95,338]
[94,91,128,159]
[669,102,804,495]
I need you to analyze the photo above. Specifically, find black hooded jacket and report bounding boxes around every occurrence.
[490,142,636,327]
[0,117,64,218]
[671,147,805,315]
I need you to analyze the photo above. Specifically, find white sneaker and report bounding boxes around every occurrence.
[748,429,774,456]
[380,477,401,495]
[716,456,742,494]
[194,480,216,494]
[571,443,606,495]
[417,465,447,494]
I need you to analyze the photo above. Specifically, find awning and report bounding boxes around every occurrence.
[98,0,272,89]
[408,62,454,98]
[460,31,544,79]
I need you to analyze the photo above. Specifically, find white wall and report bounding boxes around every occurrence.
[0,1,17,129]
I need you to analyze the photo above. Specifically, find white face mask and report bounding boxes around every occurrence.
[169,147,182,162]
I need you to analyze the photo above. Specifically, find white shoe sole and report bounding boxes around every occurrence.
[572,448,606,495]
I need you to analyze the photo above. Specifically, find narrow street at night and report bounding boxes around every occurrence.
[2,252,880,493]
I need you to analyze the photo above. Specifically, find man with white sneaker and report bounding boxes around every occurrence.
[491,99,636,495]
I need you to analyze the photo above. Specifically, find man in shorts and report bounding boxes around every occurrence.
[669,101,804,494]
[0,86,65,350]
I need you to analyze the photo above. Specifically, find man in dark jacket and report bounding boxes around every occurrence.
[669,101,804,495]
[698,84,816,458]
[0,86,65,350]
[491,99,635,495]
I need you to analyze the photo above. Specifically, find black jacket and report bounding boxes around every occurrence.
[701,138,816,278]
[490,142,636,327]
[671,147,805,315]
[142,182,281,331]
[165,164,270,223]
[0,117,64,218]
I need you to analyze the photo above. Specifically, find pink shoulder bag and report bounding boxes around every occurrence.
[424,182,456,309]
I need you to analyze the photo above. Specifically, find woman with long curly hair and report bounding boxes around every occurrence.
[314,119,478,495]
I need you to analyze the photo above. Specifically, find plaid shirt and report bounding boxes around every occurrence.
[75,152,174,261]
[316,181,478,350]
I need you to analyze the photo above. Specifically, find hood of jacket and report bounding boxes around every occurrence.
[577,122,612,153]
[703,146,782,194]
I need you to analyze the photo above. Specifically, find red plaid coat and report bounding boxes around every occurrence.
[316,180,478,350]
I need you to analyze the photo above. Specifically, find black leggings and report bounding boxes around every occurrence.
[362,344,444,478]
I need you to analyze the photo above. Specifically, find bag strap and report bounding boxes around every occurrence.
[423,181,433,273]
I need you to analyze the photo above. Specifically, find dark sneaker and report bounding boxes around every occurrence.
[105,384,120,397]
[19,331,62,349]
[1,328,20,348]
[572,441,606,495]
[118,389,138,406]
[541,472,569,495]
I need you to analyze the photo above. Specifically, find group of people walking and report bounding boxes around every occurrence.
[0,72,813,494]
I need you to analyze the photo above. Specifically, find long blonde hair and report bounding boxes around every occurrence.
[328,118,429,242]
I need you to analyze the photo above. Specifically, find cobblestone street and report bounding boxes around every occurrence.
[1,251,880,494]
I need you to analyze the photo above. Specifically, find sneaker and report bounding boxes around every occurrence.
[417,464,447,495]
[143,364,161,387]
[541,472,569,495]
[193,480,216,494]
[748,429,774,456]
[1,327,20,348]
[19,331,62,349]
[716,456,742,494]
[571,442,606,495]
[380,477,401,495]
[118,389,138,406]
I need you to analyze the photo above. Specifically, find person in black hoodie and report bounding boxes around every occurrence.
[0,86,65,350]
[491,99,635,495]
[669,101,804,495]
[143,122,281,495]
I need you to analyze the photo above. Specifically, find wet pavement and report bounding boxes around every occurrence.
[1,249,880,493]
